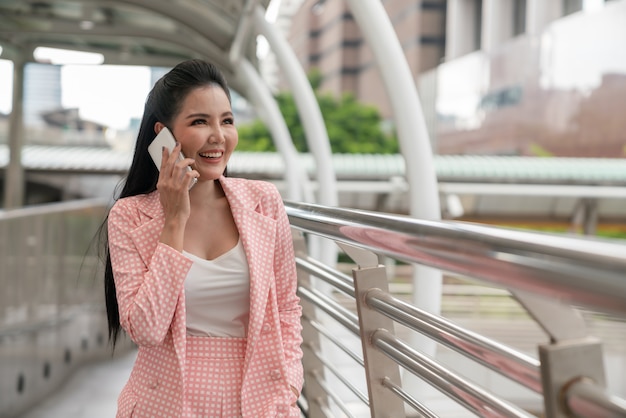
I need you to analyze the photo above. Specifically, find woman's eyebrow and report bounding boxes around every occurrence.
[185,111,233,119]
[185,112,210,119]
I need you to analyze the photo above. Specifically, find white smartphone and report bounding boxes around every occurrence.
[148,127,196,188]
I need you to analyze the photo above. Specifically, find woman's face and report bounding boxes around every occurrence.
[163,84,237,182]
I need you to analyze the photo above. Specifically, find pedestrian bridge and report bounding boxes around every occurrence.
[1,198,625,417]
[2,0,626,416]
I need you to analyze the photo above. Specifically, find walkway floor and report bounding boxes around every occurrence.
[21,349,137,418]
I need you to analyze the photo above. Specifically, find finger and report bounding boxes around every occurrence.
[187,170,199,190]
[178,166,196,181]
[176,157,196,176]
[160,145,170,172]
[167,142,183,165]
[181,157,196,167]
[162,143,183,177]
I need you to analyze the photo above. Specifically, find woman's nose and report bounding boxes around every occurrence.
[208,127,225,143]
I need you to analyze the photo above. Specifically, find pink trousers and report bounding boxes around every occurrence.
[184,336,247,418]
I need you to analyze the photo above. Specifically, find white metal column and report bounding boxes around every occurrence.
[482,0,515,53]
[446,0,480,60]
[4,56,25,208]
[526,0,563,35]
[344,0,442,362]
[254,5,338,266]
[235,59,312,202]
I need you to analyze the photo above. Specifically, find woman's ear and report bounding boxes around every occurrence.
[154,122,165,135]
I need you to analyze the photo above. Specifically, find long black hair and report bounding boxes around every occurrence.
[103,59,232,347]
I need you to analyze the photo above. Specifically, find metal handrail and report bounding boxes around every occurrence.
[366,289,542,393]
[297,287,360,335]
[310,349,369,405]
[296,256,355,297]
[381,377,438,418]
[565,379,626,418]
[306,319,364,366]
[373,329,534,418]
[310,369,356,418]
[287,200,626,417]
[285,200,626,317]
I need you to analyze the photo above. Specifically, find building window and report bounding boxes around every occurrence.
[513,0,526,36]
[474,0,483,50]
[563,0,583,16]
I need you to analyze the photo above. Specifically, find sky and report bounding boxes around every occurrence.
[61,64,152,129]
[0,58,152,130]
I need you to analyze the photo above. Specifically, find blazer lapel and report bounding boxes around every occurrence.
[128,192,165,267]
[220,177,277,361]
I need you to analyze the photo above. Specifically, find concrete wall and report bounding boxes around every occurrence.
[0,200,133,418]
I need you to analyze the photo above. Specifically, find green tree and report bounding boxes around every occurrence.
[237,74,399,154]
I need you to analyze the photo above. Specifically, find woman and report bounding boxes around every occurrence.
[103,59,303,417]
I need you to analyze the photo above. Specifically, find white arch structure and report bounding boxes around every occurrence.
[235,58,308,202]
[345,0,443,361]
[0,0,442,358]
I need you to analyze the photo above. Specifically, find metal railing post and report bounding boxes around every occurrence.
[342,244,405,418]
[539,337,606,417]
[293,230,329,417]
[513,291,609,417]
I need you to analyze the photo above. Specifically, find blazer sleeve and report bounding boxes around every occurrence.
[108,198,192,347]
[269,187,304,392]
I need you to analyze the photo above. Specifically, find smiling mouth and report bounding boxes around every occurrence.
[199,151,223,159]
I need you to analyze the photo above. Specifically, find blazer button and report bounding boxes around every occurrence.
[270,369,282,380]
[262,323,272,334]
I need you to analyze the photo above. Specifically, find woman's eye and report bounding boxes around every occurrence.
[223,118,234,125]
[192,119,207,125]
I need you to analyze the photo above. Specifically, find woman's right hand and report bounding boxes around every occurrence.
[157,142,198,250]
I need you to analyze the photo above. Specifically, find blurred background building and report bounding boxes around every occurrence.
[270,0,626,157]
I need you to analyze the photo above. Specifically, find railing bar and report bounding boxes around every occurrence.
[317,404,334,418]
[372,329,535,418]
[307,319,364,366]
[318,404,335,418]
[566,378,626,418]
[0,198,108,220]
[311,370,358,418]
[298,286,360,335]
[285,201,626,263]
[285,201,626,317]
[308,346,369,405]
[296,398,308,418]
[367,289,543,393]
[296,256,355,297]
[381,377,439,418]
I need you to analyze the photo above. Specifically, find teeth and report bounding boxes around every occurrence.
[200,152,222,158]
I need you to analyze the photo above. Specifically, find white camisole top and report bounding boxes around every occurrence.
[183,239,250,337]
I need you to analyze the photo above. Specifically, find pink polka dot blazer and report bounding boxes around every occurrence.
[108,176,304,417]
